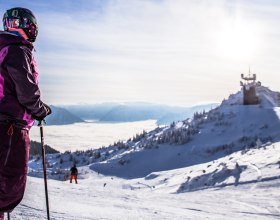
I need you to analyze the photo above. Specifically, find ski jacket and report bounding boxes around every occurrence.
[0,31,48,130]
[70,167,78,175]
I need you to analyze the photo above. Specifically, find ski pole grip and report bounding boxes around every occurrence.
[38,119,46,126]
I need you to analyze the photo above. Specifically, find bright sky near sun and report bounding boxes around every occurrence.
[0,0,279,106]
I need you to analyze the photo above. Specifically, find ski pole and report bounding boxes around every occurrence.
[39,120,50,220]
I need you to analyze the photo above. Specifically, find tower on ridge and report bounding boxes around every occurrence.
[240,69,261,105]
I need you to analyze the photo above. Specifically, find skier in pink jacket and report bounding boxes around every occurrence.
[0,7,51,219]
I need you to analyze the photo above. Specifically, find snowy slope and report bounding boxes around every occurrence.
[13,141,280,219]
[14,85,280,219]
[257,86,280,107]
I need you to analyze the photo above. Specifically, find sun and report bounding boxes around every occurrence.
[217,20,261,61]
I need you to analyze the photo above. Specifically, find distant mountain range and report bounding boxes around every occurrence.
[44,102,218,125]
[61,102,219,125]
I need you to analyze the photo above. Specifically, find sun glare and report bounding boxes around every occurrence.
[217,20,261,61]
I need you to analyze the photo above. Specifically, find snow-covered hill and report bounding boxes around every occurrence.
[20,85,280,219]
[87,86,280,178]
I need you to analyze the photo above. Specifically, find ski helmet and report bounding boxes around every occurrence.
[3,7,38,42]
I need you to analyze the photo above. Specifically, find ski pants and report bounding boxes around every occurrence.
[70,175,78,184]
[0,124,29,218]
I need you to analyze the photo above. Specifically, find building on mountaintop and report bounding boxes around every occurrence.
[240,69,261,105]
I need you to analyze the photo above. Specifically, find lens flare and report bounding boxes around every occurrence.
[217,20,261,61]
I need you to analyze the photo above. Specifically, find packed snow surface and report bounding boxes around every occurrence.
[14,143,280,219]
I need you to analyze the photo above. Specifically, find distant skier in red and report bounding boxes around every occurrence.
[0,7,51,219]
[70,165,78,184]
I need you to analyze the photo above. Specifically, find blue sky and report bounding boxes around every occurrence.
[1,0,280,106]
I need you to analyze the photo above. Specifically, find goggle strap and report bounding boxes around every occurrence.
[5,9,37,26]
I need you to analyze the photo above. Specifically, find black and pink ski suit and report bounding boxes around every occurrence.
[0,31,49,217]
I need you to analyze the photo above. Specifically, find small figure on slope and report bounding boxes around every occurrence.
[70,165,78,184]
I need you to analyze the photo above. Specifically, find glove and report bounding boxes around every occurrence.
[44,103,52,116]
[32,103,52,121]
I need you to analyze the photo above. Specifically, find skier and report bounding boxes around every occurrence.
[0,7,51,219]
[70,165,78,184]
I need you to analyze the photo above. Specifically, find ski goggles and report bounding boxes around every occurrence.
[3,17,36,29]
[3,16,38,40]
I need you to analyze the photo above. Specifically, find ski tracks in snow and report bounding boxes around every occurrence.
[227,198,280,219]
